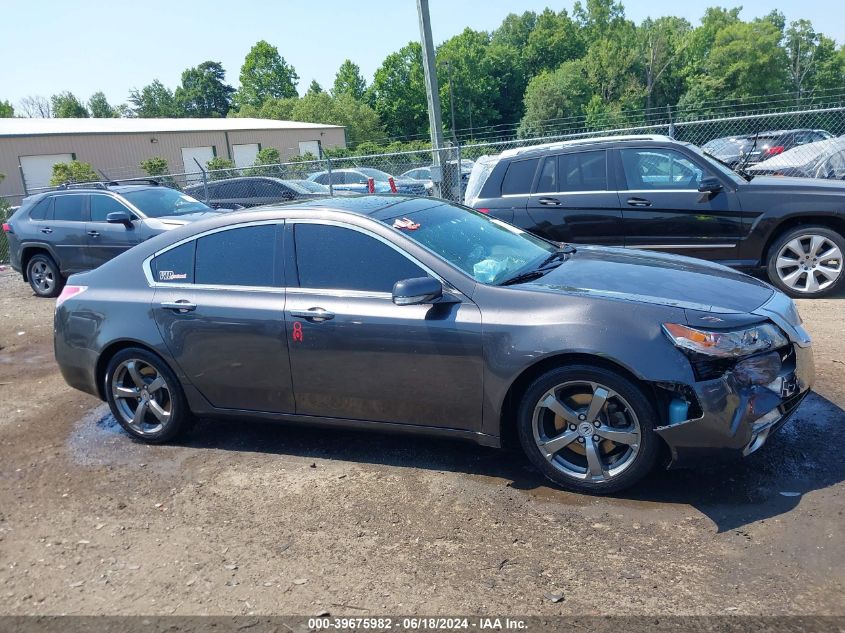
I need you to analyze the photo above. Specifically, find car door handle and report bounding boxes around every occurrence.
[627,197,653,207]
[290,308,335,322]
[87,230,100,237]
[40,227,53,234]
[160,300,197,312]
[538,197,561,206]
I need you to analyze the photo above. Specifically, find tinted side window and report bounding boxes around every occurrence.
[535,156,557,192]
[345,172,367,184]
[253,180,284,197]
[195,224,277,287]
[559,151,607,192]
[28,197,51,220]
[53,195,85,221]
[620,149,704,190]
[501,159,539,195]
[152,241,195,284]
[313,173,330,185]
[294,224,426,292]
[90,195,131,222]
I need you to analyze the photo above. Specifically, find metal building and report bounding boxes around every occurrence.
[0,118,346,200]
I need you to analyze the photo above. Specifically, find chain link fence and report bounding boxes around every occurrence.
[2,102,844,264]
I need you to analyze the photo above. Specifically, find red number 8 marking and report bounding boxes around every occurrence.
[292,321,303,342]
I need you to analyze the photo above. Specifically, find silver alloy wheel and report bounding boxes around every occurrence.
[775,234,843,294]
[111,359,172,435]
[532,380,641,483]
[30,261,55,294]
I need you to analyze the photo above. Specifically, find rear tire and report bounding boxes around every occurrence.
[517,364,659,495]
[104,348,192,443]
[26,254,64,298]
[766,226,845,298]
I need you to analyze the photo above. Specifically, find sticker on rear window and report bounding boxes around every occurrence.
[159,270,188,281]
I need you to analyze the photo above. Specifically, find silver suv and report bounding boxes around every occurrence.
[4,181,220,297]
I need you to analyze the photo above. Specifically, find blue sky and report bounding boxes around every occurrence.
[1,0,842,109]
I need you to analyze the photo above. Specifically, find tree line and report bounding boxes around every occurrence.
[3,0,845,150]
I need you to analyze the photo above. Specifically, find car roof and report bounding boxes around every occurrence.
[22,183,157,203]
[498,134,674,160]
[184,176,282,188]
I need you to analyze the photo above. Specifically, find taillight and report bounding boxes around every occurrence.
[1,223,11,233]
[476,208,490,214]
[765,146,785,156]
[56,285,87,308]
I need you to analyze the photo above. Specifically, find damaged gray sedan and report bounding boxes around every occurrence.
[54,196,814,494]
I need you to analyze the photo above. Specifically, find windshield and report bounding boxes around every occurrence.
[357,168,392,182]
[382,202,557,284]
[292,179,329,193]
[123,188,212,217]
[687,144,747,183]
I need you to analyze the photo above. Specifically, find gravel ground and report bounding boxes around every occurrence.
[0,267,842,616]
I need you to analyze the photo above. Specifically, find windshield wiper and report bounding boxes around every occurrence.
[703,148,752,181]
[499,246,574,286]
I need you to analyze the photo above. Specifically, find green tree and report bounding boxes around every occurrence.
[639,16,692,112]
[524,9,584,76]
[369,42,428,140]
[704,19,789,100]
[784,20,845,101]
[128,80,179,117]
[437,29,505,135]
[175,61,235,117]
[307,80,323,95]
[247,147,283,176]
[235,40,299,108]
[491,11,537,50]
[333,60,367,100]
[50,161,99,186]
[139,157,169,176]
[88,91,117,118]
[290,92,386,147]
[518,61,591,137]
[0,100,13,117]
[51,92,89,118]
[206,156,236,180]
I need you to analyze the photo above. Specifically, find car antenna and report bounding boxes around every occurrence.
[737,130,759,179]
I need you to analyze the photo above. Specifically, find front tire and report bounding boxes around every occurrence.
[517,365,659,495]
[104,348,192,443]
[26,254,64,298]
[767,226,845,298]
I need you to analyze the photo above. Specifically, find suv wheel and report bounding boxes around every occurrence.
[26,254,64,298]
[104,348,192,443]
[517,365,659,495]
[767,226,845,298]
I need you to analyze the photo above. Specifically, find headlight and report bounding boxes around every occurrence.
[662,322,789,358]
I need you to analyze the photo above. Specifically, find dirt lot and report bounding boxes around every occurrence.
[0,267,843,616]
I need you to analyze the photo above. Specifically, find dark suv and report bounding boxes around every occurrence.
[183,176,334,209]
[466,135,845,298]
[3,182,219,297]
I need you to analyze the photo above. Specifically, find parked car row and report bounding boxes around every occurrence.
[701,129,833,169]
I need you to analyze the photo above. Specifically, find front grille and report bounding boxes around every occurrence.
[689,355,736,381]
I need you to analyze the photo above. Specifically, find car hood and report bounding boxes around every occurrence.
[520,245,774,313]
[743,174,845,192]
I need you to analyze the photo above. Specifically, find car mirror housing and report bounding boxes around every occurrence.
[698,177,723,194]
[106,211,133,226]
[392,277,443,306]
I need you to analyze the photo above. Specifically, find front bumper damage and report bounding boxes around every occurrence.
[655,292,815,468]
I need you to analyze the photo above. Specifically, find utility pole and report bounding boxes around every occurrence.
[417,0,445,197]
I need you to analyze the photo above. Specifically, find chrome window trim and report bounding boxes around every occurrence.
[623,189,701,194]
[527,190,610,196]
[630,243,736,249]
[289,218,446,289]
[143,217,446,296]
[143,218,283,288]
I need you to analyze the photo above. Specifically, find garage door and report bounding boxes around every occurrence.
[232,143,260,168]
[181,146,216,182]
[299,141,321,158]
[20,154,75,191]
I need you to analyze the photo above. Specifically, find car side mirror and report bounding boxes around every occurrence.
[698,177,723,194]
[106,211,133,226]
[392,277,443,306]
